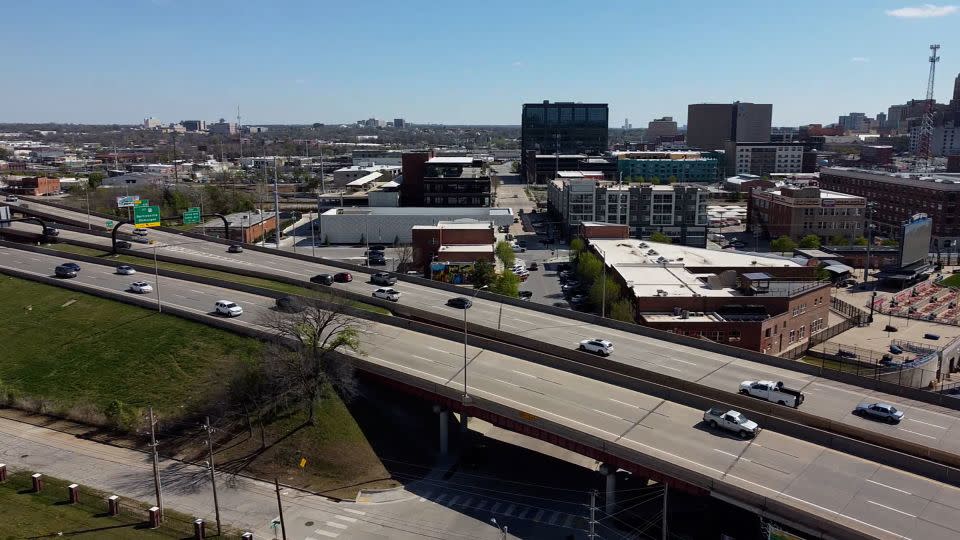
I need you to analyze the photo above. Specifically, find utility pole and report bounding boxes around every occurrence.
[172,132,179,183]
[153,245,162,313]
[148,407,164,521]
[203,417,222,537]
[274,478,288,540]
[273,157,281,248]
[661,483,669,540]
[863,202,875,287]
[588,489,598,539]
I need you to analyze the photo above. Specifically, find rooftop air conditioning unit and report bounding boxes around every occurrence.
[680,310,689,319]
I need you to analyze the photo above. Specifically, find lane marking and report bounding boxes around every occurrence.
[325,521,348,530]
[313,530,339,538]
[592,408,626,421]
[512,370,537,378]
[503,504,516,516]
[333,515,357,523]
[609,398,641,408]
[906,418,947,429]
[562,514,576,528]
[865,479,912,496]
[898,428,937,440]
[866,500,916,518]
[548,512,561,525]
[494,378,521,387]
[342,508,366,515]
[533,509,545,522]
[713,448,752,462]
[490,502,501,513]
[448,495,461,506]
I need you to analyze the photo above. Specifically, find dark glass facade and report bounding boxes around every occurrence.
[521,101,609,180]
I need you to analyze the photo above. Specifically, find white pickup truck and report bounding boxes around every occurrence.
[703,408,760,439]
[739,380,805,408]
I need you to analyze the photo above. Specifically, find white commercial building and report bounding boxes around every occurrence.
[317,207,514,244]
[724,142,804,176]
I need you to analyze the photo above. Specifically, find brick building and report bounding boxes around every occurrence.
[5,176,60,196]
[819,167,960,248]
[588,238,830,355]
[859,145,894,166]
[411,222,496,281]
[202,212,278,244]
[748,186,866,243]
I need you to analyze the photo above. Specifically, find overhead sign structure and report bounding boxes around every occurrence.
[0,206,10,228]
[182,207,201,225]
[116,195,140,208]
[134,205,161,228]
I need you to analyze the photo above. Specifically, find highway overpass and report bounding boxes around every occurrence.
[3,245,960,539]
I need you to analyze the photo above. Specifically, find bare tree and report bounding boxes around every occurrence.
[394,244,413,272]
[259,298,363,424]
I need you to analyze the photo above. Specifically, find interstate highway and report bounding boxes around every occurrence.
[3,246,960,540]
[8,199,960,461]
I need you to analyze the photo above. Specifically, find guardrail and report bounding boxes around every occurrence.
[4,243,960,492]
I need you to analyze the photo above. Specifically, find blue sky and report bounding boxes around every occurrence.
[2,1,959,127]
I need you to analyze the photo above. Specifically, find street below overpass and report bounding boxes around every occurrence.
[8,198,960,468]
[3,245,960,539]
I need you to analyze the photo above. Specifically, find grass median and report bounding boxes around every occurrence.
[45,243,391,316]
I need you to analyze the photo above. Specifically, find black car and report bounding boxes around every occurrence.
[371,272,397,286]
[275,296,306,313]
[42,227,60,237]
[310,274,334,285]
[368,256,386,266]
[447,297,473,309]
[116,240,132,249]
[519,291,533,299]
[54,265,77,278]
[60,262,81,273]
[228,244,243,253]
[368,245,386,252]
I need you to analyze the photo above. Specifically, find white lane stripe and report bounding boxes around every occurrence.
[713,448,752,462]
[562,514,576,528]
[325,521,348,529]
[592,408,624,420]
[906,418,947,429]
[512,370,536,378]
[533,509,545,522]
[609,398,641,408]
[548,512,561,525]
[342,508,366,515]
[313,531,339,538]
[898,428,937,440]
[503,503,516,516]
[334,515,358,523]
[867,500,916,518]
[865,479,912,495]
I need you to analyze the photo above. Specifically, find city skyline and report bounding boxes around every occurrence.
[0,1,959,126]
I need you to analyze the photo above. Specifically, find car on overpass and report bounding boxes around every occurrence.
[275,296,306,313]
[133,228,148,237]
[228,244,243,254]
[447,297,473,309]
[116,265,136,275]
[214,300,243,317]
[739,380,805,408]
[310,274,334,285]
[854,402,905,423]
[54,265,77,278]
[60,262,81,273]
[116,240,132,249]
[373,287,401,302]
[4,195,18,202]
[42,227,59,237]
[334,272,353,283]
[129,281,153,294]
[579,338,614,356]
[371,272,397,286]
[703,408,760,439]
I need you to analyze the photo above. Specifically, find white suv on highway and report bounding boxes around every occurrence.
[215,300,243,317]
[578,338,614,356]
[129,281,153,294]
[372,287,401,302]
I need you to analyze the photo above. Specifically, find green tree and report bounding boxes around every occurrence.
[472,259,496,288]
[667,175,678,184]
[569,237,586,261]
[0,147,11,160]
[510,161,520,174]
[634,176,645,184]
[86,171,104,189]
[650,176,661,185]
[576,251,603,284]
[853,236,868,246]
[770,235,797,254]
[650,231,672,244]
[490,271,520,297]
[609,299,635,323]
[589,276,621,316]
[829,234,850,246]
[798,234,821,249]
[495,240,515,267]
[815,266,831,281]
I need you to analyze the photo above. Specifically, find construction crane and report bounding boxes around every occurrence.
[917,44,940,170]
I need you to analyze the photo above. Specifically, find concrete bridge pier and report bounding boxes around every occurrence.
[433,405,449,455]
[599,463,616,515]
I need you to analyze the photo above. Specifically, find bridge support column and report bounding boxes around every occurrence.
[599,464,616,515]
[438,408,449,455]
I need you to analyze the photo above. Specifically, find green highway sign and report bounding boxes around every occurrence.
[106,220,114,228]
[134,205,161,228]
[182,207,201,225]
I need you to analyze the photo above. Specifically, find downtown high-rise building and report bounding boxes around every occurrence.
[520,100,609,178]
[686,102,772,150]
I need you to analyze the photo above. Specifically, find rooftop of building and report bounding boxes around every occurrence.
[345,171,383,186]
[412,221,495,230]
[534,154,589,159]
[822,167,960,188]
[588,238,804,299]
[758,187,862,200]
[424,165,487,179]
[438,244,495,253]
[335,164,402,173]
[204,211,277,227]
[323,207,513,217]
[557,171,606,178]
[427,156,475,165]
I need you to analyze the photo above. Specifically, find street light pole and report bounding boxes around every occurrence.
[153,245,162,313]
[463,285,489,399]
[84,187,91,230]
[598,246,607,317]
[310,211,316,257]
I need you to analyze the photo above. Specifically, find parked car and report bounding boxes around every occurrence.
[228,244,243,253]
[517,240,527,248]
[54,265,77,278]
[559,270,575,281]
[368,255,386,266]
[739,380,805,408]
[519,291,533,300]
[728,240,747,248]
[371,272,397,286]
[703,408,760,438]
[334,272,353,283]
[836,349,857,359]
[561,281,582,293]
[854,402,904,423]
[373,287,401,302]
[447,297,473,309]
[578,338,614,356]
[528,262,538,271]
[511,243,526,253]
[129,281,153,294]
[275,296,305,313]
[42,227,59,237]
[4,195,18,202]
[215,300,243,317]
[310,274,334,285]
[570,294,588,305]
[116,265,136,275]
[60,262,81,273]
[116,240,132,249]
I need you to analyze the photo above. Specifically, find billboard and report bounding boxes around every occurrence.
[900,214,932,268]
[116,195,140,208]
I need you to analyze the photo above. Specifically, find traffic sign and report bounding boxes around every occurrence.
[116,195,140,208]
[182,207,201,225]
[106,220,114,228]
[134,205,161,228]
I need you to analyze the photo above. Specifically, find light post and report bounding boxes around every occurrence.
[84,185,91,230]
[596,245,607,317]
[863,202,876,287]
[291,211,298,254]
[310,211,316,257]
[490,518,508,540]
[463,285,488,400]
[153,245,162,313]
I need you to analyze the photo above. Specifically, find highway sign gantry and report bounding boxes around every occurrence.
[182,207,201,225]
[134,205,161,228]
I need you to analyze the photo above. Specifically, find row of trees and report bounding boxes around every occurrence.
[769,234,898,254]
[569,238,635,322]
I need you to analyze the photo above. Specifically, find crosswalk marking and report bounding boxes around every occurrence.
[448,495,461,506]
[334,515,358,523]
[435,494,448,503]
[326,521,348,530]
[313,530,340,538]
[517,507,530,519]
[532,509,545,522]
[475,500,488,511]
[342,508,366,515]
[419,490,433,499]
[490,502,501,513]
[461,497,474,507]
[563,514,576,528]
[548,512,561,525]
[504,504,516,516]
